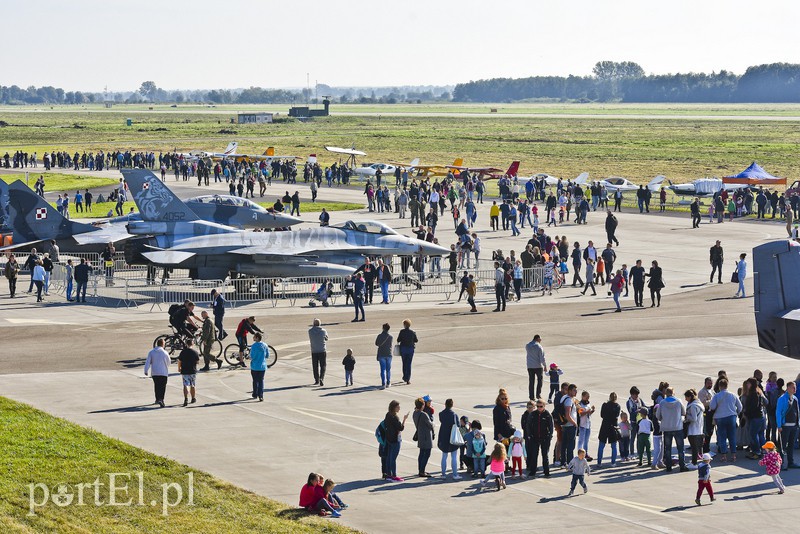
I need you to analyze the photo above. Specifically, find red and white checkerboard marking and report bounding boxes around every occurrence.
[143,182,150,190]
[35,208,47,220]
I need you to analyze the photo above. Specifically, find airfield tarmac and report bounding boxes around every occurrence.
[1,174,799,532]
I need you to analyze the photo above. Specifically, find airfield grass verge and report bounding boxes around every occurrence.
[0,396,356,534]
[1,172,117,193]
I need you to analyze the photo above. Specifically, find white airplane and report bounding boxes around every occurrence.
[353,159,420,179]
[182,141,239,160]
[518,172,589,187]
[599,175,665,193]
[668,178,750,197]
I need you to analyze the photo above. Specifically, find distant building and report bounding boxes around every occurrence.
[237,112,273,124]
[289,98,330,118]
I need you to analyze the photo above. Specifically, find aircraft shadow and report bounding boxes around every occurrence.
[320,385,384,397]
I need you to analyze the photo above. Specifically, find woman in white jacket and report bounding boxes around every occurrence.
[734,253,747,298]
[684,389,705,466]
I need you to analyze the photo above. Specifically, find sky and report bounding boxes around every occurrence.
[3,0,799,92]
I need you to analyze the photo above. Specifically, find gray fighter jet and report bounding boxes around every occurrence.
[0,180,302,253]
[121,169,449,280]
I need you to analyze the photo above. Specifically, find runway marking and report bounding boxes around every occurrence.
[591,493,694,516]
[5,318,72,325]
[292,407,379,420]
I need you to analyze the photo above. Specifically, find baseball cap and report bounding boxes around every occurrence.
[702,453,712,461]
[422,395,431,402]
[762,441,776,450]
[550,363,558,369]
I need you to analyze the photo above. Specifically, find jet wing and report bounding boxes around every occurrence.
[0,238,47,251]
[325,146,367,156]
[142,250,196,265]
[72,228,134,245]
[228,245,389,257]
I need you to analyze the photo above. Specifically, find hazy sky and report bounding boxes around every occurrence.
[4,0,799,91]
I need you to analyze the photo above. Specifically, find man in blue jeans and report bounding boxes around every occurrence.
[710,378,743,462]
[657,387,689,472]
[776,381,800,469]
[560,384,578,465]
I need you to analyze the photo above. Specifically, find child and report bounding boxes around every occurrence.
[322,478,349,510]
[542,259,555,295]
[621,263,629,297]
[470,421,487,477]
[559,205,565,223]
[299,472,341,517]
[759,441,784,494]
[547,207,557,227]
[533,212,539,234]
[342,349,356,386]
[567,448,591,496]
[695,453,715,505]
[547,363,563,403]
[619,412,632,461]
[458,416,472,473]
[558,258,569,287]
[765,371,778,394]
[578,391,595,452]
[482,443,507,490]
[636,407,652,467]
[595,257,605,285]
[510,430,526,479]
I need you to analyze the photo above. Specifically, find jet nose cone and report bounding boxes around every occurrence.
[276,214,303,226]
[418,242,450,256]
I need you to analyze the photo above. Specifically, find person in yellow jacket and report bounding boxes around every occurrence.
[489,201,500,231]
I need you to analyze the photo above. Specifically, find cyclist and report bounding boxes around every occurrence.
[235,316,264,367]
[169,300,199,340]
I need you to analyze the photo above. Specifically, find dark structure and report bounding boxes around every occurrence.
[754,240,800,359]
[289,98,330,118]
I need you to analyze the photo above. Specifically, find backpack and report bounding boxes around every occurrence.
[168,303,183,318]
[375,420,387,447]
[472,437,486,457]
[553,393,568,425]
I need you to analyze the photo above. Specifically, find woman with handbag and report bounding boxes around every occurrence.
[645,260,665,307]
[733,253,747,298]
[438,398,463,480]
[597,392,621,467]
[412,397,435,478]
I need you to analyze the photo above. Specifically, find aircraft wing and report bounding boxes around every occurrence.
[72,228,134,245]
[142,250,197,265]
[0,238,48,252]
[325,146,366,156]
[228,244,389,257]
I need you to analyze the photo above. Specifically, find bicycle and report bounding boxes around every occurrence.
[153,325,222,360]
[223,342,278,368]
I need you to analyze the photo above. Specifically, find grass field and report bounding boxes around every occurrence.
[1,103,799,186]
[1,172,117,192]
[0,396,354,533]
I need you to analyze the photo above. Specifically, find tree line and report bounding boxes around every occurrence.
[452,62,800,103]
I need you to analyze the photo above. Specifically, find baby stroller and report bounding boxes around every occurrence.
[308,281,333,307]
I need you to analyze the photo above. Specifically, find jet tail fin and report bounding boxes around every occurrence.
[648,175,666,189]
[224,142,238,155]
[506,161,520,176]
[121,169,199,222]
[575,172,589,185]
[7,180,96,243]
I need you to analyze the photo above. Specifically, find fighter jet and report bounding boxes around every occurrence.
[0,181,303,253]
[121,169,450,280]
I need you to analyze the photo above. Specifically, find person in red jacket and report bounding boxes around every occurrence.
[299,473,340,517]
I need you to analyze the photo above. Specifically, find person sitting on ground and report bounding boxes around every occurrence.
[299,472,340,518]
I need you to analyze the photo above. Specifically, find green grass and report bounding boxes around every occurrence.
[1,172,117,193]
[1,104,799,190]
[255,201,363,213]
[0,396,356,534]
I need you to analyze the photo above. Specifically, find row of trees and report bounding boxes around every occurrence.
[452,62,800,103]
[0,81,453,105]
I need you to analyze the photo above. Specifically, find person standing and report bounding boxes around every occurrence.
[24,248,39,293]
[776,381,799,469]
[560,384,579,465]
[397,319,418,385]
[438,399,463,480]
[412,397,434,478]
[210,289,227,340]
[249,333,268,401]
[493,261,506,312]
[657,387,688,472]
[177,338,200,407]
[685,389,705,466]
[144,338,171,407]
[645,260,664,307]
[709,240,724,284]
[526,398,554,477]
[525,334,546,401]
[358,258,377,305]
[377,259,392,304]
[690,198,701,228]
[597,392,621,467]
[199,311,221,371]
[698,377,716,453]
[352,272,366,322]
[384,400,408,482]
[709,378,743,462]
[605,210,619,246]
[375,323,394,389]
[734,253,747,298]
[65,259,74,302]
[308,318,329,386]
[31,260,45,302]
[4,253,19,298]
